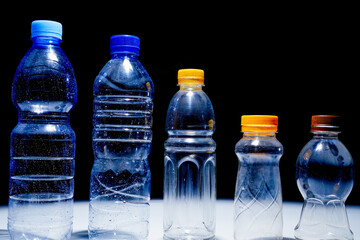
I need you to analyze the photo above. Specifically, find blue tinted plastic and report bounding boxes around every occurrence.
[110,35,140,54]
[89,35,153,240]
[9,31,77,240]
[31,20,62,40]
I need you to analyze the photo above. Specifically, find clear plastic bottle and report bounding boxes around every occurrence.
[9,20,77,240]
[234,115,283,240]
[89,35,153,240]
[163,69,216,240]
[295,115,354,240]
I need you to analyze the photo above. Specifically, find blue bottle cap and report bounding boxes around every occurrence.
[110,35,140,54]
[31,20,62,40]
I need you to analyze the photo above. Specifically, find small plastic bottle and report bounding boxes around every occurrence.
[163,69,216,240]
[89,35,153,240]
[295,115,354,240]
[234,115,283,240]
[9,20,77,240]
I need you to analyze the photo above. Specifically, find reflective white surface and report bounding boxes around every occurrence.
[0,199,359,239]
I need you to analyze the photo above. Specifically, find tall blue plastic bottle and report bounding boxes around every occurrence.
[9,20,77,240]
[89,35,154,240]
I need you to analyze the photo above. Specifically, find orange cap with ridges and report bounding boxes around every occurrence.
[241,115,278,132]
[178,69,204,85]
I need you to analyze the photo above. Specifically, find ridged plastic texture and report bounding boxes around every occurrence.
[163,77,216,240]
[295,130,354,240]
[234,130,283,240]
[89,35,153,240]
[9,26,77,240]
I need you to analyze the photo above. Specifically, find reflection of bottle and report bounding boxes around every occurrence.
[89,35,153,240]
[234,115,283,240]
[9,20,77,240]
[295,115,354,240]
[163,69,216,240]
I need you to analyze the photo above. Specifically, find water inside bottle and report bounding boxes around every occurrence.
[164,130,216,240]
[8,191,73,240]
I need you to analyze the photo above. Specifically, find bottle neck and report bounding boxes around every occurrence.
[32,36,62,46]
[312,131,339,139]
[242,131,277,138]
[111,51,139,60]
[179,83,203,90]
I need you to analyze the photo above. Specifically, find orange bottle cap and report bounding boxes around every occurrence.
[311,115,340,132]
[241,115,278,132]
[178,69,204,85]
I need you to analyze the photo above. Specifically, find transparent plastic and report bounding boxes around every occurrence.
[295,131,354,240]
[89,50,153,240]
[163,83,216,240]
[234,132,283,240]
[9,36,77,240]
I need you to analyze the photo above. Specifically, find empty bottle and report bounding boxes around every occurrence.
[89,35,153,240]
[295,115,354,240]
[163,69,216,240]
[9,20,77,240]
[234,115,283,240]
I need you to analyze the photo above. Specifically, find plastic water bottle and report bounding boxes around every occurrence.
[8,20,77,240]
[163,69,216,240]
[89,35,153,240]
[234,115,283,240]
[295,115,354,240]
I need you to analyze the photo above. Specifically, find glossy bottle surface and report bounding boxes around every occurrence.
[164,74,216,240]
[89,35,153,240]
[234,132,283,240]
[9,21,76,240]
[295,132,354,240]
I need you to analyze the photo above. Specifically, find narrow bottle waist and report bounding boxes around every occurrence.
[19,112,70,123]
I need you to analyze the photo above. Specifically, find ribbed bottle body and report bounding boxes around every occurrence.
[9,35,77,240]
[234,134,283,240]
[164,85,216,240]
[89,54,153,240]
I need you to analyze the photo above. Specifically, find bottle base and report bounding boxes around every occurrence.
[234,237,282,240]
[164,233,215,240]
[295,199,354,240]
[89,230,146,240]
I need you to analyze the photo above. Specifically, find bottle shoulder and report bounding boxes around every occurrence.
[12,45,77,112]
[297,137,353,166]
[235,135,283,154]
[165,89,215,131]
[93,57,153,98]
[17,45,74,75]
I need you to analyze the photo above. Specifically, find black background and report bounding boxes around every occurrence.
[1,4,359,206]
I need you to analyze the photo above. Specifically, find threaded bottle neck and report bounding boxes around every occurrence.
[32,36,61,46]
[312,131,339,138]
[111,51,139,59]
[179,83,203,90]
